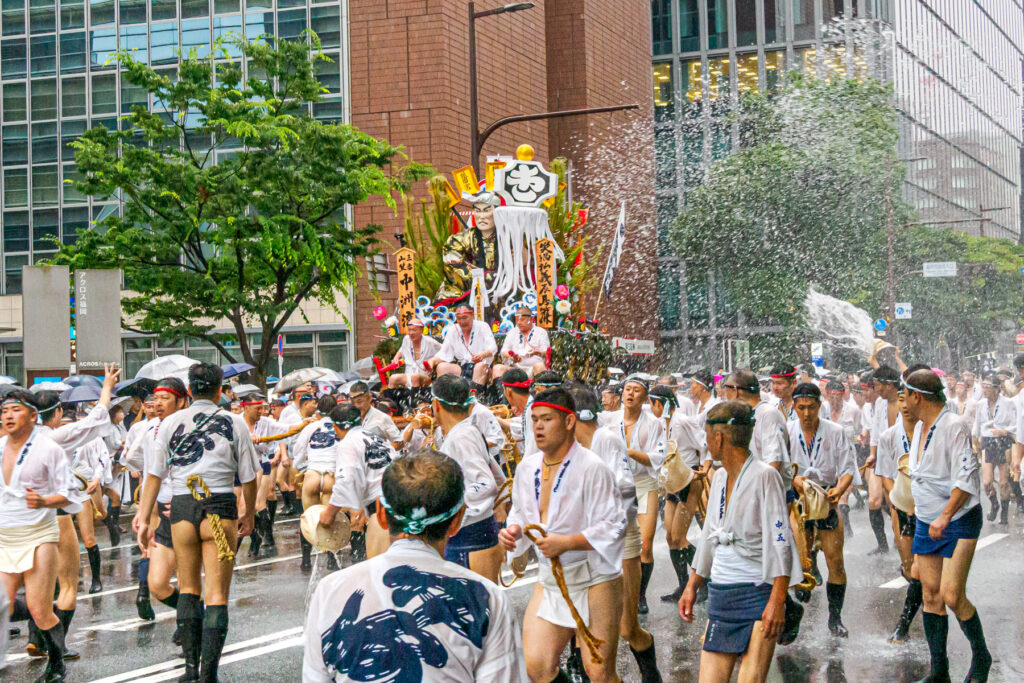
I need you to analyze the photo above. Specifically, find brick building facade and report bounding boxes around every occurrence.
[349,0,657,359]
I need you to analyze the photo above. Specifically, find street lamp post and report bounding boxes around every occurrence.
[469,3,536,176]
[467,2,639,176]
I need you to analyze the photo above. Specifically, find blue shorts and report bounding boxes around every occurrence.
[704,582,773,653]
[912,504,983,558]
[444,516,498,567]
[260,461,272,475]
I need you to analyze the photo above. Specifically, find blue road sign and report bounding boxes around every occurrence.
[874,318,888,332]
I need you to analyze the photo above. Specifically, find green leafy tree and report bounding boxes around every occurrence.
[52,36,428,385]
[671,74,906,364]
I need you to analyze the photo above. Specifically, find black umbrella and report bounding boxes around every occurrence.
[115,377,157,399]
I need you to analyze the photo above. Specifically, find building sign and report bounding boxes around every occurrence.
[74,269,122,369]
[534,238,556,328]
[394,248,416,334]
[23,265,71,375]
[923,261,957,277]
[612,337,656,355]
[894,302,912,319]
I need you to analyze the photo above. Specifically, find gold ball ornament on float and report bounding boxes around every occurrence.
[516,144,535,161]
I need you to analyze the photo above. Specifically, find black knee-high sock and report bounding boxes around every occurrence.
[957,610,992,673]
[868,508,888,549]
[87,544,102,582]
[177,593,203,674]
[922,612,949,677]
[11,597,31,622]
[668,548,688,591]
[267,499,277,524]
[639,561,654,601]
[1012,480,1023,504]
[42,620,67,676]
[903,578,923,623]
[200,605,229,683]
[159,588,180,610]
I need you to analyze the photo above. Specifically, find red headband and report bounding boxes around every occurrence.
[770,371,796,379]
[154,386,183,397]
[502,379,533,388]
[240,400,263,406]
[531,401,575,416]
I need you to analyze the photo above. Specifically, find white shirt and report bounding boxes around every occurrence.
[140,419,174,504]
[972,395,1016,439]
[506,443,625,577]
[821,400,862,444]
[589,428,638,523]
[693,457,801,586]
[292,417,339,471]
[330,427,399,510]
[148,400,260,496]
[666,410,706,469]
[397,334,442,372]
[247,415,290,461]
[971,383,983,402]
[499,325,550,371]
[875,420,910,482]
[39,404,111,456]
[438,419,504,527]
[949,396,978,428]
[751,401,792,476]
[361,406,402,444]
[597,407,622,428]
[0,430,79,528]
[302,538,526,683]
[469,403,505,461]
[612,408,667,484]
[436,321,497,365]
[122,417,156,472]
[71,438,110,483]
[789,418,858,488]
[870,396,896,448]
[1016,391,1024,444]
[909,406,980,524]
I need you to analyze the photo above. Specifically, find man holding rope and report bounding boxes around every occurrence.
[499,387,625,683]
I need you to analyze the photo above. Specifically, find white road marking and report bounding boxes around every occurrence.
[127,636,305,682]
[878,532,1008,588]
[85,627,304,683]
[91,517,298,555]
[88,610,177,632]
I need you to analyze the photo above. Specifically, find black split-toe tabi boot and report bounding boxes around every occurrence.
[826,582,848,638]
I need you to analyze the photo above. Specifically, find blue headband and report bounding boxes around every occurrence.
[379,494,464,535]
[1,398,36,412]
[431,388,474,410]
[901,377,946,401]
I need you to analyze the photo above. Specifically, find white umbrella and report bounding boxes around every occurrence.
[0,375,17,385]
[31,381,72,393]
[135,355,199,380]
[275,367,329,393]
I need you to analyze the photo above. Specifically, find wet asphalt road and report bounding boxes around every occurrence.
[5,501,1024,682]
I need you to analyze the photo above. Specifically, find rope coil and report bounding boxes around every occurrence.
[186,474,235,563]
[523,524,605,665]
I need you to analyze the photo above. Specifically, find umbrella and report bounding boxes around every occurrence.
[0,376,17,385]
[115,377,158,399]
[275,367,329,393]
[31,381,72,393]
[64,375,102,388]
[221,362,255,379]
[232,383,261,398]
[0,383,20,398]
[136,355,199,380]
[61,385,102,404]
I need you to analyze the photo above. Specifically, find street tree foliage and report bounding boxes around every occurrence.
[53,35,428,384]
[673,74,899,362]
[671,73,1023,367]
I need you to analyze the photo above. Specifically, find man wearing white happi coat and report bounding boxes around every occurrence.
[0,390,79,682]
[611,375,666,616]
[320,405,399,561]
[303,450,525,683]
[500,388,625,683]
[788,383,858,639]
[680,401,800,683]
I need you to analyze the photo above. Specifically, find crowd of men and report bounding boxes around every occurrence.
[2,305,1021,682]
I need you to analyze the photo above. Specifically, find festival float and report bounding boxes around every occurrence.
[371,145,614,388]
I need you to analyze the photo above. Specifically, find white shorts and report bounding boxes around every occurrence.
[537,560,621,629]
[0,519,60,574]
[623,518,642,560]
[635,476,659,515]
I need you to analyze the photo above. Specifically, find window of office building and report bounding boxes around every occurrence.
[682,58,704,101]
[655,126,676,186]
[366,253,391,292]
[658,261,681,330]
[708,55,731,100]
[764,0,783,44]
[316,330,349,371]
[652,0,671,56]
[656,195,678,257]
[793,0,814,40]
[736,53,758,95]
[653,62,674,123]
[707,0,728,50]
[736,0,757,47]
[3,344,23,381]
[685,264,709,328]
[679,0,699,52]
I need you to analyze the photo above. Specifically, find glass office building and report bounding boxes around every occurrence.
[0,0,349,376]
[652,0,1023,362]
